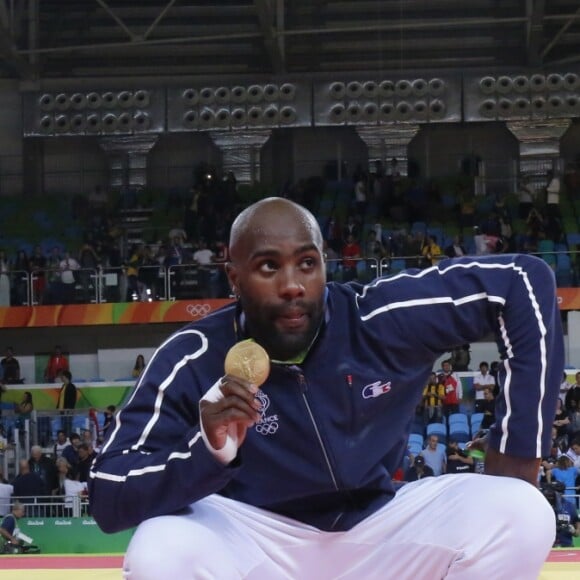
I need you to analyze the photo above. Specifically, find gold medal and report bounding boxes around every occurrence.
[224,339,270,387]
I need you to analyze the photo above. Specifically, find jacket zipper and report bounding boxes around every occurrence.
[296,370,340,492]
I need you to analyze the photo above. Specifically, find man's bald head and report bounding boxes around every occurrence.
[229,197,323,263]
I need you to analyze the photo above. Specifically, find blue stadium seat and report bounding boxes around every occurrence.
[449,426,471,443]
[426,422,447,443]
[470,412,484,434]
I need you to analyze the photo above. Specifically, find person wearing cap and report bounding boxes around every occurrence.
[404,455,434,482]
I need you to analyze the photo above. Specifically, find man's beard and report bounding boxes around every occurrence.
[241,297,325,362]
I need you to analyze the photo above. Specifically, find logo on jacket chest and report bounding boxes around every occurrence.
[254,390,279,435]
[362,380,392,399]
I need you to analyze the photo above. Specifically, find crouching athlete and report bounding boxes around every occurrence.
[89,197,563,579]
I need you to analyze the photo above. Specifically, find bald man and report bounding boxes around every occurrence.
[90,197,563,579]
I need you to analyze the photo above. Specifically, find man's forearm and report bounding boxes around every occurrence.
[484,447,540,486]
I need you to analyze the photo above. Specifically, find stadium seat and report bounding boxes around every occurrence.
[470,412,484,435]
[426,422,447,443]
[449,426,471,443]
[448,412,469,427]
[408,433,424,447]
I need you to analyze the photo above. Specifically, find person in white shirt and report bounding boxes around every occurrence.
[193,240,216,297]
[473,361,496,413]
[0,467,13,517]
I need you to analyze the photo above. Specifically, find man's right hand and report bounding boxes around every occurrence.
[199,375,262,451]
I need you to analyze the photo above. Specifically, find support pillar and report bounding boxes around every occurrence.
[506,120,571,194]
[356,125,420,177]
[209,130,272,184]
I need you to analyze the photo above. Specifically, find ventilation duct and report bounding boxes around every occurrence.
[379,101,395,121]
[132,112,151,130]
[39,94,55,111]
[200,87,215,105]
[134,90,150,108]
[497,98,513,117]
[280,83,296,101]
[39,115,54,133]
[513,98,531,115]
[214,108,231,128]
[496,76,513,94]
[429,99,446,119]
[363,81,379,99]
[215,87,231,104]
[87,92,102,109]
[71,93,87,110]
[530,74,546,92]
[263,105,279,125]
[54,115,70,133]
[564,73,579,91]
[479,76,496,95]
[118,91,134,108]
[102,92,117,109]
[70,114,86,132]
[362,102,379,122]
[546,74,564,91]
[231,86,247,104]
[346,102,362,122]
[279,106,297,124]
[263,84,279,102]
[547,95,564,113]
[479,99,497,118]
[230,108,247,127]
[182,88,199,106]
[118,112,132,130]
[199,108,215,128]
[329,82,346,100]
[247,85,264,103]
[379,80,395,98]
[428,78,445,96]
[531,96,546,114]
[413,100,428,120]
[346,81,363,99]
[565,95,579,113]
[513,75,530,93]
[247,106,262,125]
[183,110,199,129]
[395,101,412,120]
[329,104,346,123]
[55,93,70,111]
[395,80,412,97]
[412,79,429,97]
[102,113,118,132]
[86,114,101,132]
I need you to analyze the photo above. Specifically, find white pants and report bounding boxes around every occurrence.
[123,474,555,580]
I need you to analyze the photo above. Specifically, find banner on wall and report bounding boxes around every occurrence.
[0,299,234,328]
[557,288,580,310]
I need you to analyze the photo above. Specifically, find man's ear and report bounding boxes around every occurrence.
[225,262,238,296]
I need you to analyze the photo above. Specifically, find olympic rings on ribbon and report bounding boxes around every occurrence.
[186,303,211,317]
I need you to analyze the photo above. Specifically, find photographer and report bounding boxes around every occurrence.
[541,482,580,548]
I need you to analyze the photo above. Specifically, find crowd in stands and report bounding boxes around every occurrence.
[1,159,580,307]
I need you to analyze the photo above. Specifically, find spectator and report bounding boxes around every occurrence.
[444,235,466,259]
[14,391,33,431]
[62,432,81,472]
[546,456,579,506]
[28,445,57,496]
[553,398,570,451]
[421,234,442,267]
[132,354,146,378]
[440,359,462,416]
[449,343,471,372]
[53,430,71,459]
[565,372,580,412]
[102,405,116,438]
[57,370,77,435]
[341,233,361,282]
[44,345,69,383]
[544,483,579,548]
[76,443,96,483]
[28,245,48,304]
[12,459,45,509]
[421,372,445,425]
[0,502,25,550]
[0,347,21,384]
[403,454,434,482]
[421,434,446,476]
[0,248,10,306]
[472,361,495,413]
[480,388,496,430]
[446,438,474,474]
[560,371,573,405]
[57,251,81,305]
[0,467,13,517]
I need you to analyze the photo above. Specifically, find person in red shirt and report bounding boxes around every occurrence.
[440,359,462,416]
[341,234,361,282]
[44,345,69,383]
